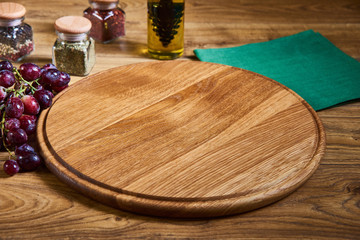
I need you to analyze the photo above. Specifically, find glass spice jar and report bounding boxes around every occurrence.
[52,16,95,76]
[83,0,125,43]
[0,2,34,62]
[147,0,184,60]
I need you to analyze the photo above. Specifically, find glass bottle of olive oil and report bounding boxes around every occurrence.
[147,0,184,60]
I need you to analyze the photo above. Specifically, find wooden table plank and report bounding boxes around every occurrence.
[0,0,359,238]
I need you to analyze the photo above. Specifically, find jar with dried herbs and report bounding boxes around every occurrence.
[0,2,34,62]
[52,16,95,76]
[84,0,125,43]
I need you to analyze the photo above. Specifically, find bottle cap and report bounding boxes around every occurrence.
[90,0,119,3]
[55,16,92,34]
[89,0,118,10]
[0,2,26,19]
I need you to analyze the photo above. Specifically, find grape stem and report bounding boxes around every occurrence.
[0,111,15,159]
[13,68,39,95]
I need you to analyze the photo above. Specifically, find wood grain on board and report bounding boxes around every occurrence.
[37,61,325,218]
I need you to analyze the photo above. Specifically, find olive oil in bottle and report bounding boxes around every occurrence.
[147,0,184,60]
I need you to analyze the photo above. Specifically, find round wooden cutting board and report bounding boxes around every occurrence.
[37,61,326,218]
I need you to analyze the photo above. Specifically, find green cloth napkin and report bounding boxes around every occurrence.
[194,30,360,111]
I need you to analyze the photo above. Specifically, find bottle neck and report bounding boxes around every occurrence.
[56,31,89,42]
[89,1,118,10]
[0,17,23,27]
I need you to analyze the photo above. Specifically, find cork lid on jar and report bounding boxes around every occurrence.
[55,16,92,34]
[0,2,26,19]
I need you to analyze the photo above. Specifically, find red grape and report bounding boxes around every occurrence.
[21,95,40,115]
[19,63,41,81]
[15,143,35,156]
[52,84,68,93]
[0,70,15,87]
[53,71,70,87]
[41,63,57,71]
[4,118,21,131]
[19,115,37,135]
[6,128,28,146]
[34,90,53,109]
[17,153,41,171]
[3,160,20,176]
[0,60,13,71]
[5,97,24,118]
[41,69,61,86]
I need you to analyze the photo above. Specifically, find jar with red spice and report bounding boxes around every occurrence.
[83,0,125,43]
[0,2,34,62]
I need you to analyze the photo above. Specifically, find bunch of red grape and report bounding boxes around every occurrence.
[0,60,70,176]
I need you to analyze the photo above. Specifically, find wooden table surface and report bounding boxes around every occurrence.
[1,0,359,239]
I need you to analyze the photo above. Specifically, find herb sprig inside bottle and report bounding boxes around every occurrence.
[52,16,96,76]
[147,0,184,60]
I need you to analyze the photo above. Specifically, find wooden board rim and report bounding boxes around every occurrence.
[37,60,326,218]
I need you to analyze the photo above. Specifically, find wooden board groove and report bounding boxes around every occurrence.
[37,61,326,218]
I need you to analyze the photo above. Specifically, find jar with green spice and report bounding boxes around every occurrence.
[52,16,95,76]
